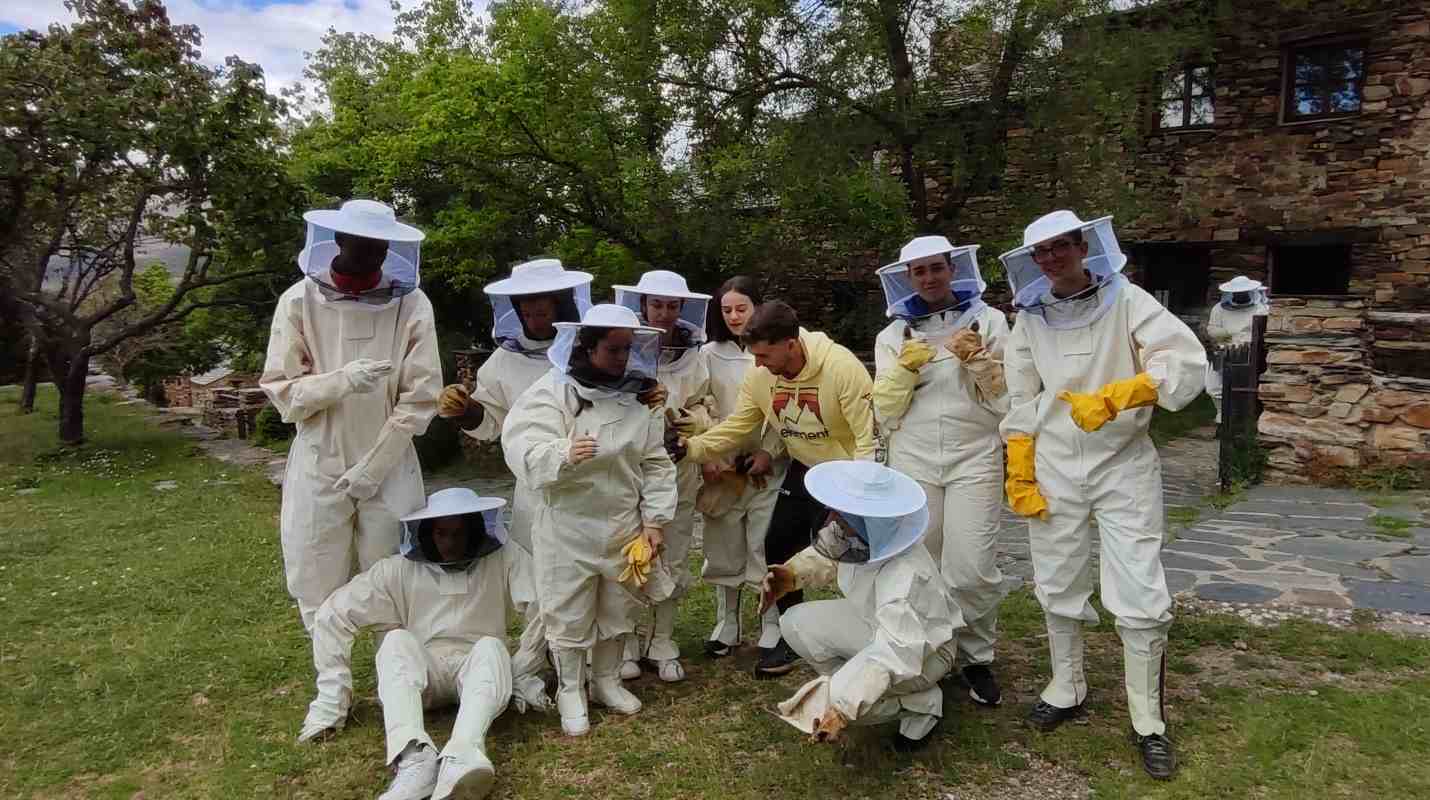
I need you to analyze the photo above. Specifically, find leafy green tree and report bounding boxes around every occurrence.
[0,0,304,443]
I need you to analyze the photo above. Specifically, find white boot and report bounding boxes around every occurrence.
[618,632,643,680]
[432,751,495,800]
[552,648,590,736]
[756,601,782,650]
[707,586,741,654]
[590,638,642,715]
[647,599,686,683]
[1122,627,1169,737]
[1041,615,1088,709]
[380,743,439,800]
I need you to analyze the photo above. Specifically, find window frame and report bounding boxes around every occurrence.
[1281,38,1367,123]
[1158,63,1216,131]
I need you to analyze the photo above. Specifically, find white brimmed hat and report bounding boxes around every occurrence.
[485,258,594,297]
[876,236,986,320]
[612,270,711,302]
[805,460,926,518]
[401,487,506,522]
[553,303,663,335]
[1218,276,1264,293]
[303,199,425,243]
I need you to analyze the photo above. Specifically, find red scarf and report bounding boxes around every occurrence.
[330,269,382,294]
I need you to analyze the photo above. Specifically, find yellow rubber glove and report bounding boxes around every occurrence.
[897,338,936,372]
[619,533,655,587]
[1004,434,1049,520]
[1056,372,1160,432]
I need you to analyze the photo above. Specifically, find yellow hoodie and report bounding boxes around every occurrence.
[686,329,876,466]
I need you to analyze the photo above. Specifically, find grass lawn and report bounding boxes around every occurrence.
[3,386,1429,800]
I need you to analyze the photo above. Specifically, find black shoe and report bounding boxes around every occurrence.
[891,723,940,754]
[1025,699,1086,732]
[1134,732,1177,780]
[753,639,801,679]
[704,639,734,658]
[962,664,1002,707]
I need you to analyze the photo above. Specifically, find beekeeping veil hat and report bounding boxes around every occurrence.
[298,199,423,310]
[484,258,594,355]
[998,210,1128,330]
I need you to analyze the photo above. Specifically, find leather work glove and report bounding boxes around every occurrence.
[438,384,486,430]
[672,405,713,437]
[341,358,393,394]
[1056,372,1159,433]
[759,564,799,614]
[812,708,848,743]
[896,338,936,372]
[1004,434,1049,521]
[637,382,668,410]
[947,328,983,362]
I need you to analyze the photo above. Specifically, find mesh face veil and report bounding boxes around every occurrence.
[298,200,423,310]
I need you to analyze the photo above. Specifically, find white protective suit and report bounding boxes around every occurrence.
[1001,278,1206,737]
[777,537,962,740]
[1204,295,1268,423]
[463,347,554,549]
[700,339,790,650]
[873,303,1010,666]
[262,279,442,631]
[501,371,678,651]
[624,341,712,671]
[302,535,545,768]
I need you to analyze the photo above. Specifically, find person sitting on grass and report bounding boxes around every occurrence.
[297,488,550,800]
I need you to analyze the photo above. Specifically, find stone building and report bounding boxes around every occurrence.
[912,0,1430,479]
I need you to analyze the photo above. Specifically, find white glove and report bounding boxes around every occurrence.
[297,704,345,743]
[333,463,380,501]
[341,359,393,394]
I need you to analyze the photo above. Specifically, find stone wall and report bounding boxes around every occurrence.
[1258,297,1430,480]
[202,388,270,439]
[161,376,191,408]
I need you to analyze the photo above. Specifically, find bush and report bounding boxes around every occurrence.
[414,415,463,471]
[252,404,295,446]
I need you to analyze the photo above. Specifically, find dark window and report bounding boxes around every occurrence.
[1270,244,1351,295]
[1160,65,1214,129]
[1284,42,1364,120]
[1137,244,1212,314]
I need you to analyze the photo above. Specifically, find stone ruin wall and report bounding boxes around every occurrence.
[1258,297,1430,482]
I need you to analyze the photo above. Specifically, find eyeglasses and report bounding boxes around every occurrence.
[1031,239,1077,261]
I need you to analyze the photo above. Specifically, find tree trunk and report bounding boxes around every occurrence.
[19,334,40,413]
[57,354,90,445]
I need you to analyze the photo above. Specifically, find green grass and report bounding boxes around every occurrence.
[1149,393,1216,447]
[3,385,1430,799]
[1368,514,1415,537]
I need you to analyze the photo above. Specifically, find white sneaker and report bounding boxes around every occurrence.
[432,752,496,800]
[620,659,642,680]
[655,658,686,683]
[379,747,439,800]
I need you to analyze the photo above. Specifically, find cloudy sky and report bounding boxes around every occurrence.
[1,0,404,93]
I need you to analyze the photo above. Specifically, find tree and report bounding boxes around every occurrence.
[0,0,303,443]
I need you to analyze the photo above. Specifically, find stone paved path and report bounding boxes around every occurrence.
[994,430,1430,615]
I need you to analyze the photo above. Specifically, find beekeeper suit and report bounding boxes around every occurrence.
[871,236,1009,707]
[439,259,592,552]
[501,304,678,736]
[763,461,963,751]
[261,200,442,632]
[700,332,789,659]
[1204,276,1269,424]
[998,211,1205,780]
[608,271,713,683]
[297,489,548,800]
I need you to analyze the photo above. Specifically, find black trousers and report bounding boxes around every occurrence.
[763,459,826,613]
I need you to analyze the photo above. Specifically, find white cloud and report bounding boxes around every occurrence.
[2,0,400,95]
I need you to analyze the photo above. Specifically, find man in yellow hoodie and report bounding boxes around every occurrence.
[681,301,876,467]
[676,300,876,676]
